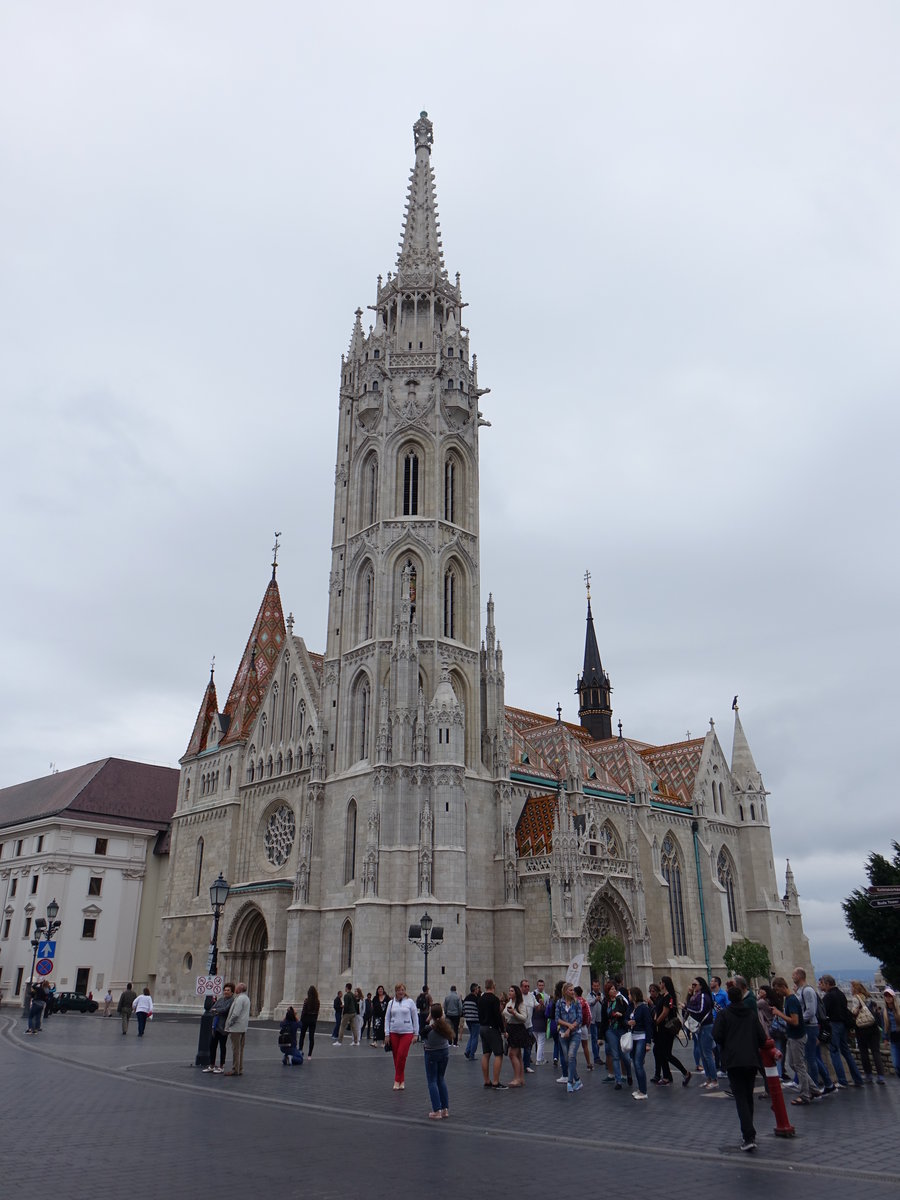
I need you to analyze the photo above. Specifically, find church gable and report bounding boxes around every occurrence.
[221,577,286,746]
[243,633,321,782]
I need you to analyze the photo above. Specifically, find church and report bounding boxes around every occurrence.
[156,112,811,1015]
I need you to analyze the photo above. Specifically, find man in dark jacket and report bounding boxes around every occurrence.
[820,974,863,1087]
[117,983,137,1035]
[713,983,768,1151]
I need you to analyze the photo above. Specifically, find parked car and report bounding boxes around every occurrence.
[56,992,99,1013]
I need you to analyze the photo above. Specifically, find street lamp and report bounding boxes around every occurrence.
[207,873,229,975]
[408,910,443,994]
[25,900,62,1013]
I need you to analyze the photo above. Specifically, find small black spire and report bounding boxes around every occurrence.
[576,571,613,740]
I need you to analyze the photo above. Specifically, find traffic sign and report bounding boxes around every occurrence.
[36,958,54,975]
[37,940,56,958]
[868,897,900,909]
[195,975,224,997]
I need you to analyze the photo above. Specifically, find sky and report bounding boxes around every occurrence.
[2,2,897,973]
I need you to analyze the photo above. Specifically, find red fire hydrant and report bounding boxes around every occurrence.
[761,1038,795,1137]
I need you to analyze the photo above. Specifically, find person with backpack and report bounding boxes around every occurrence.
[791,968,833,1093]
[443,985,463,1046]
[278,1006,303,1066]
[819,974,863,1087]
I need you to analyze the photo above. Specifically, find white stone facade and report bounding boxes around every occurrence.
[155,113,812,1016]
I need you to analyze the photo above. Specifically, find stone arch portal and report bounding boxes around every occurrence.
[226,904,269,1017]
[583,885,635,982]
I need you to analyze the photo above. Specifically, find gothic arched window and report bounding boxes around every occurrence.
[360,565,375,641]
[661,834,687,956]
[341,919,353,972]
[718,782,725,815]
[443,567,456,638]
[444,457,456,523]
[344,799,358,884]
[355,678,371,762]
[194,837,204,897]
[225,765,231,788]
[711,781,718,814]
[717,847,739,933]
[402,450,419,516]
[362,452,378,527]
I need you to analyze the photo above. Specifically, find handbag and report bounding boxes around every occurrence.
[664,1015,682,1034]
[683,1015,700,1035]
[619,1030,633,1053]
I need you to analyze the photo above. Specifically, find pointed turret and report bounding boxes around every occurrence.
[576,572,613,741]
[397,111,445,276]
[783,859,800,913]
[184,663,219,758]
[221,573,287,745]
[730,704,762,792]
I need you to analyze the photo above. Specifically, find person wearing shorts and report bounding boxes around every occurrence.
[478,979,508,1090]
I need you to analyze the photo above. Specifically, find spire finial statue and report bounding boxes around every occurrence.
[413,110,433,153]
[209,655,215,682]
[271,531,282,579]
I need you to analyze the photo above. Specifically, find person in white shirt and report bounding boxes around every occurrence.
[131,988,153,1037]
[385,982,419,1090]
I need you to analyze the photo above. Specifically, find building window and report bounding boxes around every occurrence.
[444,458,455,523]
[183,952,193,972]
[718,782,725,815]
[341,920,353,972]
[363,566,375,640]
[95,838,108,856]
[2,918,10,939]
[16,839,24,856]
[88,877,102,897]
[10,878,17,897]
[661,834,687,956]
[443,568,456,638]
[344,799,358,884]
[717,848,739,933]
[264,804,296,867]
[225,765,232,788]
[356,680,370,762]
[36,835,44,852]
[82,918,97,939]
[403,450,419,516]
[24,916,32,937]
[31,876,38,895]
[194,839,204,897]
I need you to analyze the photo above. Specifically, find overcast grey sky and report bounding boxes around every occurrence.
[2,2,897,971]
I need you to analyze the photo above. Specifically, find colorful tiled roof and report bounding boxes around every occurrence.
[640,739,704,806]
[184,676,219,758]
[221,578,286,745]
[515,793,559,857]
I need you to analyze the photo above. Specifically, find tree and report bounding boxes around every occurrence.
[843,841,900,986]
[723,938,771,985]
[588,934,626,981]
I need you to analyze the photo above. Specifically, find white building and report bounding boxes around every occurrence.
[0,758,178,1005]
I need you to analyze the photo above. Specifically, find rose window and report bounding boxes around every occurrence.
[264,805,295,866]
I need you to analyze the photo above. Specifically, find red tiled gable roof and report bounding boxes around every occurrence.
[185,677,219,758]
[0,758,179,832]
[221,578,286,746]
[515,793,559,857]
[640,738,704,806]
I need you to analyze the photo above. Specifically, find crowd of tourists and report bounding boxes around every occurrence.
[272,968,898,1142]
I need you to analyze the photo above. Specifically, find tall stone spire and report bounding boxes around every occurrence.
[576,571,612,741]
[397,111,445,276]
[730,704,762,792]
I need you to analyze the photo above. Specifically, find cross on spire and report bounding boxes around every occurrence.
[209,655,215,682]
[584,569,591,600]
[271,531,282,579]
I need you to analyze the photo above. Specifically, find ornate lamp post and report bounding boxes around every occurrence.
[197,873,229,1068]
[207,873,230,975]
[408,910,443,995]
[25,899,61,1014]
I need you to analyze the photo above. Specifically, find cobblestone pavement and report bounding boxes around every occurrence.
[3,1011,898,1197]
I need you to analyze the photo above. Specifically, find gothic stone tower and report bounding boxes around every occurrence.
[282,110,509,998]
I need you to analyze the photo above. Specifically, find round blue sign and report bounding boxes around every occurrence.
[35,958,54,976]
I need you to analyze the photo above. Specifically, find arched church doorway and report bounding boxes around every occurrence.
[229,906,268,1016]
[584,889,632,983]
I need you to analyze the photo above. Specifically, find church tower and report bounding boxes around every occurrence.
[576,572,613,740]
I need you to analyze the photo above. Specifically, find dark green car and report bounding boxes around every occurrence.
[56,992,99,1013]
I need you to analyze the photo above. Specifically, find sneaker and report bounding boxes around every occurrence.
[717,1070,727,1079]
[573,1080,583,1092]
[493,1083,509,1091]
[525,1067,535,1074]
[332,1040,340,1046]
[556,1076,568,1084]
[602,1075,616,1083]
[822,1085,836,1095]
[682,1071,692,1088]
[213,1067,224,1074]
[834,1082,848,1090]
[567,1083,575,1093]
[782,1079,799,1089]
[632,1091,648,1100]
[877,1077,886,1085]
[202,1066,215,1073]
[740,1139,757,1152]
[614,1083,622,1090]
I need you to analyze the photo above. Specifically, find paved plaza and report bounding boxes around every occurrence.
[2,1009,898,1197]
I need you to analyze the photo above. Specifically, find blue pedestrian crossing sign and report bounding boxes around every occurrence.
[38,940,56,958]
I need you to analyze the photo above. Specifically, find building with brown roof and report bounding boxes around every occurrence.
[0,758,178,1004]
